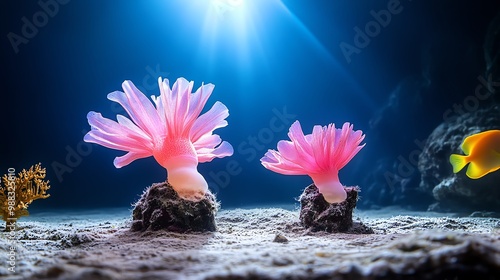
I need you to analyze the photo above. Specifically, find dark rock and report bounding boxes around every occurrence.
[415,13,500,213]
[131,182,219,233]
[299,184,373,233]
[356,25,490,210]
[418,104,500,212]
[273,234,288,243]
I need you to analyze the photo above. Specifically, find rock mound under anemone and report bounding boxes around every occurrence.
[131,182,219,232]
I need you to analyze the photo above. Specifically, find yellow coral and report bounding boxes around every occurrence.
[0,163,50,229]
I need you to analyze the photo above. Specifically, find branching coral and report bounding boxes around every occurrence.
[0,163,51,227]
[84,77,233,201]
[261,121,365,203]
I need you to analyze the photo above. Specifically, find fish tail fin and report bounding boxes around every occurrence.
[466,162,486,179]
[449,154,469,173]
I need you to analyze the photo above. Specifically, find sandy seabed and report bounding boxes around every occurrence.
[0,206,499,280]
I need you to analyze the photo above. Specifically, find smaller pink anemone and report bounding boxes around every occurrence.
[261,121,365,203]
[84,77,233,201]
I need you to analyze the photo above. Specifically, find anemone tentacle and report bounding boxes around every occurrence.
[84,77,233,201]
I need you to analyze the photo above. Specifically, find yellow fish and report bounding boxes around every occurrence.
[449,130,500,179]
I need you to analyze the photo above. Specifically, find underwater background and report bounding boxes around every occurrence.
[1,0,499,211]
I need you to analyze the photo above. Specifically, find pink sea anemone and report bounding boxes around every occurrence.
[261,121,365,203]
[84,77,233,201]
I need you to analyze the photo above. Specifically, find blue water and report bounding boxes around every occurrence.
[1,0,499,211]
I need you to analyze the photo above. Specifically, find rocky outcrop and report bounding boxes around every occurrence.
[299,184,373,233]
[418,105,500,212]
[131,182,219,232]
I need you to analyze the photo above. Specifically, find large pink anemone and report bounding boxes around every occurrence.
[261,121,365,203]
[84,77,233,201]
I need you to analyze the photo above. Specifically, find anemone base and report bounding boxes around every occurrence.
[131,182,219,232]
[299,184,373,233]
